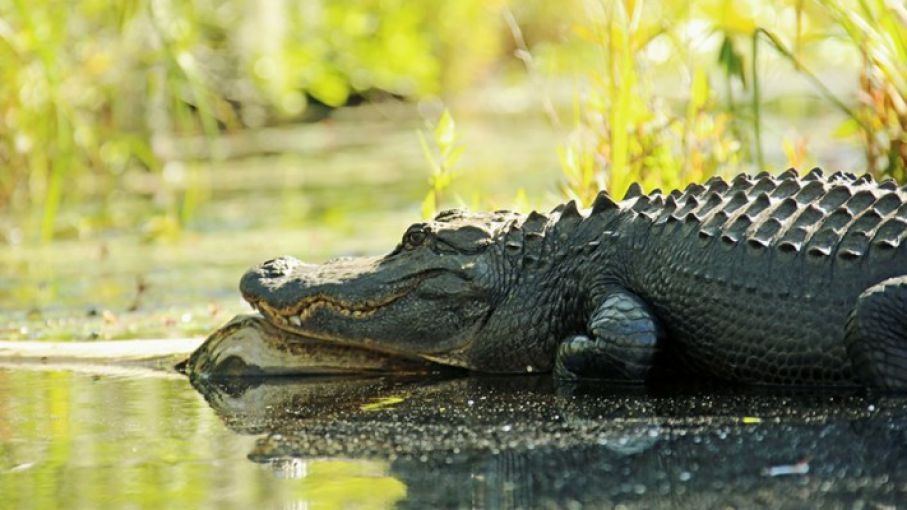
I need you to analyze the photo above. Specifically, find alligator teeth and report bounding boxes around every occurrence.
[289,315,302,327]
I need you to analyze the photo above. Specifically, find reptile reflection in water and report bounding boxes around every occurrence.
[190,375,907,508]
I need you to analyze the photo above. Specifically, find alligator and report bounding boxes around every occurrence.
[228,168,907,389]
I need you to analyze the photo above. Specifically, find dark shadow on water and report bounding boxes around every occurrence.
[188,374,907,508]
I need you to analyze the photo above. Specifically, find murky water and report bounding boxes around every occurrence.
[3,368,906,509]
[0,369,405,510]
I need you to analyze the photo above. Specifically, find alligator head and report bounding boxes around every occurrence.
[240,206,598,372]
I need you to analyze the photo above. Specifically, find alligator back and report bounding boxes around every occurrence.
[619,168,907,384]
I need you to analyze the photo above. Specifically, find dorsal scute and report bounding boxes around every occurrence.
[818,185,853,211]
[806,227,839,257]
[623,182,643,200]
[793,204,825,228]
[752,176,777,195]
[618,170,905,257]
[591,190,618,214]
[845,189,878,215]
[727,215,753,236]
[837,230,872,261]
[630,196,653,216]
[556,199,582,223]
[770,179,801,200]
[705,176,729,194]
[822,209,855,231]
[779,225,809,249]
[828,170,848,182]
[684,182,706,198]
[726,190,750,213]
[874,192,902,215]
[545,199,584,247]
[676,195,701,216]
[695,191,724,217]
[778,168,799,180]
[879,178,897,190]
[729,174,753,193]
[744,192,772,216]
[772,197,799,221]
[873,218,907,246]
[795,180,826,203]
[804,167,824,181]
[701,210,730,232]
[855,173,873,185]
[752,217,784,243]
[851,209,885,234]
[522,211,549,236]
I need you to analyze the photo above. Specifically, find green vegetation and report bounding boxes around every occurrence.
[418,108,462,218]
[1,0,904,239]
[557,0,743,203]
[554,0,906,203]
[0,0,527,241]
[820,0,907,181]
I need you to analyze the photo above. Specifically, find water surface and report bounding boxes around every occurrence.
[3,368,905,509]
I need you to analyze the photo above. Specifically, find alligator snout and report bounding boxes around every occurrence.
[240,254,388,314]
[258,256,307,279]
[240,256,315,309]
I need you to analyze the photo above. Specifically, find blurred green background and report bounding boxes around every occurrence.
[1,0,905,341]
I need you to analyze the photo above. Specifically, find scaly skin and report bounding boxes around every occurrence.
[234,168,907,388]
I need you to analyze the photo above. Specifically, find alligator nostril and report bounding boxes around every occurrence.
[257,256,300,278]
[261,262,284,278]
[240,256,308,300]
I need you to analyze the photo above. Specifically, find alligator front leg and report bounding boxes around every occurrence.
[846,276,907,390]
[554,288,664,382]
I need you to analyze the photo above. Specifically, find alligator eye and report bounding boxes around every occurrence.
[404,230,428,248]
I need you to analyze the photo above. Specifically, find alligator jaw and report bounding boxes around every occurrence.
[248,279,419,322]
[242,269,430,335]
[245,297,439,361]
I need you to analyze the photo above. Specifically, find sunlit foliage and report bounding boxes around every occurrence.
[0,0,904,240]
[820,0,907,181]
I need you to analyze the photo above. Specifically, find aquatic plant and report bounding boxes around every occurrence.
[557,0,742,203]
[418,109,462,219]
[818,0,907,180]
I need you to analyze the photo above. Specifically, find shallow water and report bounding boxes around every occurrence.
[3,368,905,509]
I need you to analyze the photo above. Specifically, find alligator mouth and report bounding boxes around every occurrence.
[252,289,410,326]
[244,271,433,329]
